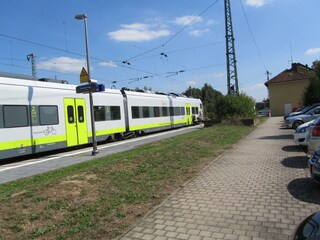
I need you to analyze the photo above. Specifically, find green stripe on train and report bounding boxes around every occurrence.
[129,120,187,131]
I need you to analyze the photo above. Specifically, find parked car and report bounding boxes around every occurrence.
[294,120,314,146]
[308,147,320,183]
[285,106,320,129]
[292,210,320,239]
[257,108,270,117]
[285,103,320,120]
[306,116,320,154]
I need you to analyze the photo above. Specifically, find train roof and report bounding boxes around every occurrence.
[121,88,198,100]
[0,72,201,101]
[0,73,121,94]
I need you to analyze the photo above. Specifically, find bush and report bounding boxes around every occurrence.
[215,93,256,119]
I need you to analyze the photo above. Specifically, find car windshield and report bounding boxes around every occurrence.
[313,116,320,126]
[301,105,318,114]
[305,106,320,115]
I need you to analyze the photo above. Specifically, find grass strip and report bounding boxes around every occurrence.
[0,124,253,240]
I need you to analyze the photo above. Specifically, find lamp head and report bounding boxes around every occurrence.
[75,14,87,20]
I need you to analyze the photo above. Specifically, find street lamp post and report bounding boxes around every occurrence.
[75,14,99,155]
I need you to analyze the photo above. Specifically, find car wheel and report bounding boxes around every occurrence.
[293,120,303,130]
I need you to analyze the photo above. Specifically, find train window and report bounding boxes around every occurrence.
[181,107,185,115]
[94,106,106,121]
[0,106,3,128]
[94,106,121,121]
[192,107,199,114]
[143,106,150,118]
[67,106,74,124]
[131,106,140,119]
[40,106,59,125]
[3,105,28,128]
[169,107,174,116]
[77,106,84,123]
[174,107,180,116]
[110,106,121,120]
[154,107,160,117]
[162,107,168,117]
[186,107,190,116]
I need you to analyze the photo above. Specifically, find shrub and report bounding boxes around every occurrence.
[215,93,256,119]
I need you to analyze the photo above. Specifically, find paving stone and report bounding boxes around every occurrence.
[119,118,319,240]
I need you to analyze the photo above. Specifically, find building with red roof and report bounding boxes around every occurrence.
[265,63,314,116]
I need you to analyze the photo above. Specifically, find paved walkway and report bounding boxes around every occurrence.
[119,117,320,240]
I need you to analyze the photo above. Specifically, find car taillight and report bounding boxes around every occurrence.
[312,126,320,137]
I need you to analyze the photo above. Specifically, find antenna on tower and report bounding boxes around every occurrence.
[224,0,239,95]
[27,53,37,77]
[289,41,293,66]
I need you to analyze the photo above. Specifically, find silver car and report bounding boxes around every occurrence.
[294,120,314,146]
[307,116,320,154]
[285,106,320,129]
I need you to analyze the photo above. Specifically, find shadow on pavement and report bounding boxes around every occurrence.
[282,145,304,152]
[259,134,293,140]
[281,156,309,169]
[288,178,320,204]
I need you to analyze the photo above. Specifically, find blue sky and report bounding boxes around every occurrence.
[0,0,319,102]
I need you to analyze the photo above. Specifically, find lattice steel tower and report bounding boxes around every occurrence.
[27,53,37,77]
[224,0,239,95]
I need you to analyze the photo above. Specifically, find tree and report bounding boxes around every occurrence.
[200,83,223,118]
[304,61,320,106]
[182,86,201,98]
[182,84,223,119]
[215,93,256,119]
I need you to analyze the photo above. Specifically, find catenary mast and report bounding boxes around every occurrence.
[224,0,239,95]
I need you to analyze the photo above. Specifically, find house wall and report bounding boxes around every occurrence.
[268,80,309,116]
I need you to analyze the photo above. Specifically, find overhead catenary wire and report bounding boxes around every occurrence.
[125,0,222,62]
[238,0,268,72]
[0,0,225,92]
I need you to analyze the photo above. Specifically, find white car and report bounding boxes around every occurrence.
[294,120,314,146]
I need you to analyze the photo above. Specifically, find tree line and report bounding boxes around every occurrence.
[182,83,256,120]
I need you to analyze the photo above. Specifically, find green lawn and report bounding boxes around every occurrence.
[0,124,254,240]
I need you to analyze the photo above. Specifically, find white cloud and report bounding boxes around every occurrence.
[245,0,269,7]
[186,80,197,85]
[121,23,150,30]
[305,48,320,56]
[173,15,203,26]
[242,83,267,102]
[108,22,170,42]
[38,57,86,73]
[244,83,265,91]
[98,61,117,68]
[189,29,210,37]
[206,19,218,26]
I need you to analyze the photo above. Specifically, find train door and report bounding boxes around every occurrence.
[185,104,192,125]
[64,98,88,147]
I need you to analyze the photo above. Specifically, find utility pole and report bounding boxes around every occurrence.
[27,53,37,77]
[224,0,239,95]
[266,70,271,81]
